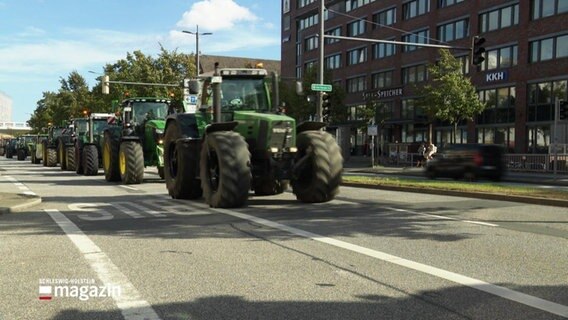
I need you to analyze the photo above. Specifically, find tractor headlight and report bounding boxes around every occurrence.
[268,147,279,153]
[153,128,164,144]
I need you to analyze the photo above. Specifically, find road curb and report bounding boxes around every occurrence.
[341,182,568,208]
[0,195,42,214]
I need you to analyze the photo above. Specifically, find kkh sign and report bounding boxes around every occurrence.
[485,70,509,83]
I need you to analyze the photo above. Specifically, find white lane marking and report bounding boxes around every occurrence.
[3,176,36,195]
[146,199,211,216]
[4,176,16,182]
[14,182,24,186]
[127,202,166,218]
[384,206,499,227]
[193,203,567,318]
[44,209,161,320]
[69,203,115,221]
[23,191,37,196]
[113,203,144,219]
[119,185,139,191]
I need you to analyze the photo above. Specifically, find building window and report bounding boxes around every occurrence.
[402,64,427,84]
[403,0,430,20]
[304,36,318,51]
[477,127,514,151]
[325,27,341,45]
[479,4,519,33]
[372,7,396,29]
[456,55,470,74]
[402,29,429,52]
[527,126,550,154]
[347,76,367,93]
[347,19,366,37]
[437,18,469,42]
[372,70,393,89]
[531,0,568,20]
[372,40,396,59]
[346,0,376,12]
[438,0,465,8]
[477,86,516,124]
[324,54,341,70]
[296,66,302,79]
[283,15,291,31]
[481,45,518,71]
[304,61,316,73]
[347,47,367,65]
[298,14,319,31]
[530,34,568,62]
[298,0,316,9]
[527,80,567,122]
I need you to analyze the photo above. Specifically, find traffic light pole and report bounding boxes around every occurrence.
[317,0,325,122]
[553,98,559,179]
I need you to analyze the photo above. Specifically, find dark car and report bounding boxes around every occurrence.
[424,144,506,181]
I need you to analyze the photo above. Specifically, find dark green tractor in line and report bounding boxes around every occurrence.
[42,126,67,167]
[163,65,343,208]
[72,113,116,176]
[102,97,171,184]
[5,138,17,159]
[57,118,86,171]
[16,134,35,161]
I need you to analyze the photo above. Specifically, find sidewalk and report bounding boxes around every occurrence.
[0,168,42,214]
[344,155,568,186]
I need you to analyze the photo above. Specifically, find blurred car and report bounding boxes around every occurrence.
[424,144,506,181]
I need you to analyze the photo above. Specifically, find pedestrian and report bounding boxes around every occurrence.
[425,141,437,162]
[417,142,426,167]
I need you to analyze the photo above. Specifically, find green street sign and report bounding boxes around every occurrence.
[311,83,333,92]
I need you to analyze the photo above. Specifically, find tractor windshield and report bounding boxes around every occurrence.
[220,79,269,111]
[92,119,112,132]
[132,102,168,123]
[75,120,88,135]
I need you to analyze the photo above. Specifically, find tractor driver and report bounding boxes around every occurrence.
[223,84,243,109]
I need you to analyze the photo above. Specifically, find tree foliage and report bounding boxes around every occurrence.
[417,49,486,141]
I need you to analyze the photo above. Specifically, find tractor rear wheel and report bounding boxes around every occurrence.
[17,149,25,161]
[58,140,67,170]
[75,142,83,174]
[46,148,58,167]
[31,150,36,164]
[103,132,120,182]
[42,141,48,166]
[164,121,202,199]
[83,145,99,176]
[291,131,343,203]
[119,141,144,184]
[200,131,251,208]
[66,147,76,171]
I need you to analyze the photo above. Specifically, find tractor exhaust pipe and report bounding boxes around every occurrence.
[213,62,222,123]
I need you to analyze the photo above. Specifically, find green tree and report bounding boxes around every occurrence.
[417,48,486,142]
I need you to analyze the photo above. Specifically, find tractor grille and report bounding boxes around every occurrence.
[269,121,293,149]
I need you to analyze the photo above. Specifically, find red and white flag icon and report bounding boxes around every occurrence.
[39,286,52,300]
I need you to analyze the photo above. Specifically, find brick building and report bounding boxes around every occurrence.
[281,0,568,154]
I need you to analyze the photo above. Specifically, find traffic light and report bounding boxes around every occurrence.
[322,93,331,123]
[471,36,486,66]
[102,75,110,95]
[560,100,568,120]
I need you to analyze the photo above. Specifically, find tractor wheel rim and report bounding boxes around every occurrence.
[103,144,110,171]
[119,150,126,175]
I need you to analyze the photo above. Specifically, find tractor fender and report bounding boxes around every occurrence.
[296,121,326,133]
[165,113,200,139]
[121,135,141,143]
[204,121,239,135]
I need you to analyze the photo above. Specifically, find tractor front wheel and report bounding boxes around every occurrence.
[58,140,67,170]
[119,141,144,184]
[75,142,83,174]
[103,132,120,182]
[46,148,58,167]
[200,131,251,208]
[83,145,99,176]
[291,131,343,203]
[66,147,76,171]
[164,121,202,199]
[17,149,26,161]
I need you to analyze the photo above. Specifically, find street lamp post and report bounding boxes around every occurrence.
[182,25,213,77]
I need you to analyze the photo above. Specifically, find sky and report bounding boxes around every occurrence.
[0,0,281,122]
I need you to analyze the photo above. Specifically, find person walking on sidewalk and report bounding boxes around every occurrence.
[417,142,426,167]
[425,141,437,162]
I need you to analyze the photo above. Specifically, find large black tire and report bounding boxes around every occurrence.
[164,121,202,199]
[17,149,26,161]
[200,131,251,208]
[6,148,13,158]
[42,141,48,166]
[83,145,99,176]
[75,142,83,174]
[46,148,58,167]
[66,147,76,171]
[102,132,120,182]
[58,140,67,170]
[291,131,343,203]
[31,150,36,164]
[119,141,144,184]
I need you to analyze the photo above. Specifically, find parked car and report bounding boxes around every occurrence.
[424,144,506,181]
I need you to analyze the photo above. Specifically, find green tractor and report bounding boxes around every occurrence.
[16,135,35,161]
[5,138,17,159]
[42,126,67,167]
[163,65,343,208]
[102,97,171,184]
[29,134,48,164]
[73,113,116,175]
[57,118,85,171]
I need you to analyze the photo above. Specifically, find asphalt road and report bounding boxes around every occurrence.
[1,158,567,320]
